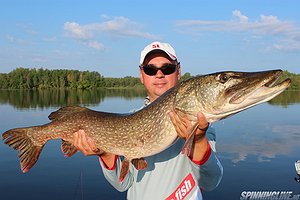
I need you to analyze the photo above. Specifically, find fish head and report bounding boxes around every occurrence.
[174,69,291,122]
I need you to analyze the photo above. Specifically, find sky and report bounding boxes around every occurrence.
[1,0,300,77]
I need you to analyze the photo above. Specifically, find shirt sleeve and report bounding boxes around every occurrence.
[98,156,134,192]
[198,149,223,191]
[191,127,223,191]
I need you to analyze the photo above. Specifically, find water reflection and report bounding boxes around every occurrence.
[218,124,300,163]
[268,90,300,106]
[214,95,300,164]
[0,88,146,109]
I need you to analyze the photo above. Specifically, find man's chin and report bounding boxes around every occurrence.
[154,87,169,96]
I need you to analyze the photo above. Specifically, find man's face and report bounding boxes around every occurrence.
[140,52,181,102]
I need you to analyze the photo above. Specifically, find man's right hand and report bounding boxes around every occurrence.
[73,129,101,156]
[73,130,117,169]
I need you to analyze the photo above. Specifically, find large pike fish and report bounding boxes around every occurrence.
[2,69,291,181]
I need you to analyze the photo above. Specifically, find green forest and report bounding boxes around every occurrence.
[0,68,143,89]
[0,67,299,90]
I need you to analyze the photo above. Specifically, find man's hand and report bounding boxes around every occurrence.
[73,130,101,156]
[169,111,210,162]
[73,130,116,168]
[168,111,209,141]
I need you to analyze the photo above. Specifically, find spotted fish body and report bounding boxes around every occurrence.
[50,96,178,160]
[2,69,291,181]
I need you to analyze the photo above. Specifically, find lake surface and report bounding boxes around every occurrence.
[0,89,299,200]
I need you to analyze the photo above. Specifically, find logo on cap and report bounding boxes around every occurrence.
[152,43,160,49]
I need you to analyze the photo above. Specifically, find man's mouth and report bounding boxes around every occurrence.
[154,82,167,88]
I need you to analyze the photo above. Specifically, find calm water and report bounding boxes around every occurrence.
[0,89,299,200]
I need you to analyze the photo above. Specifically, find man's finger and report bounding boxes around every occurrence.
[73,131,79,147]
[197,112,209,133]
[87,137,99,153]
[169,111,186,138]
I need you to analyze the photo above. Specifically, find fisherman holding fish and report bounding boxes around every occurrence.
[3,42,291,199]
[73,42,223,200]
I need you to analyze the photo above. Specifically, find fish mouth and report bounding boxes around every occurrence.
[252,74,291,101]
[229,70,291,105]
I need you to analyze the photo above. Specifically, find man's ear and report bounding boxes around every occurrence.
[139,68,144,84]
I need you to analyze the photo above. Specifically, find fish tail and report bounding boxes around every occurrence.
[2,127,45,173]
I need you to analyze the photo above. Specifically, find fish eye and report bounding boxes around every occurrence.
[217,73,229,83]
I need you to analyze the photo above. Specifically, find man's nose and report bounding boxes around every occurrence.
[155,69,165,78]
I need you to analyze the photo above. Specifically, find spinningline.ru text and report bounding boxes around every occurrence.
[240,191,300,200]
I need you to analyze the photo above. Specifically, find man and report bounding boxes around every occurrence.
[73,41,223,199]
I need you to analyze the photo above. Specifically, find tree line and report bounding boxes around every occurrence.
[0,67,299,90]
[0,68,144,89]
[278,70,300,90]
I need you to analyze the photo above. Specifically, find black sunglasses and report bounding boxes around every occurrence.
[141,63,178,76]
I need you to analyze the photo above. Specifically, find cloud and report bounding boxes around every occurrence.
[5,34,31,45]
[175,10,300,51]
[63,16,160,49]
[16,23,39,35]
[64,22,93,39]
[6,34,15,42]
[83,40,104,50]
[232,10,248,23]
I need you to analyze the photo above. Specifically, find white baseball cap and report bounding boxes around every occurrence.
[139,41,178,65]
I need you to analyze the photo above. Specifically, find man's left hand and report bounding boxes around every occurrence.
[169,111,209,141]
[169,111,210,162]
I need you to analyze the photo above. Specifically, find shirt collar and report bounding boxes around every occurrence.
[144,96,151,107]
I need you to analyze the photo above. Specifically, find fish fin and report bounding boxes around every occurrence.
[131,158,148,170]
[48,106,87,121]
[119,158,130,182]
[2,128,45,173]
[181,123,198,157]
[61,139,77,157]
